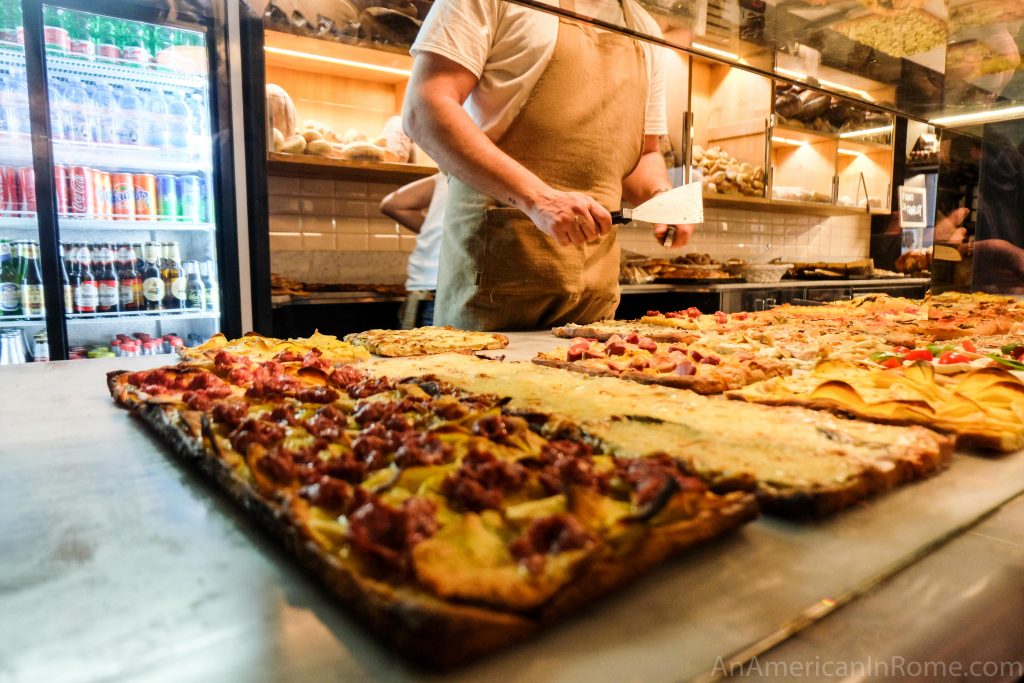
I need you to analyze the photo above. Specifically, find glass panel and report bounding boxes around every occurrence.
[41,6,220,360]
[0,1,47,363]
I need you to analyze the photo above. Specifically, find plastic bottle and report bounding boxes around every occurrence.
[91,81,118,145]
[143,88,168,149]
[186,92,208,153]
[95,17,121,60]
[0,75,11,135]
[43,6,69,53]
[47,79,68,141]
[151,26,176,69]
[7,70,27,136]
[63,78,94,143]
[120,21,151,66]
[163,89,189,149]
[116,86,144,146]
[68,11,96,58]
[0,0,24,45]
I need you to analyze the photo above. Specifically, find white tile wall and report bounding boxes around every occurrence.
[617,208,871,262]
[268,175,872,282]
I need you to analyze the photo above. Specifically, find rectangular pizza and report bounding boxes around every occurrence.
[108,343,756,667]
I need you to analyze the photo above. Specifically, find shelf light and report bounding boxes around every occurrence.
[929,105,1024,127]
[774,67,874,102]
[837,148,863,157]
[771,135,807,146]
[838,125,892,139]
[264,46,413,78]
[691,42,740,62]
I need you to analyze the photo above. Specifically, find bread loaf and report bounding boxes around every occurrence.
[279,134,307,155]
[378,115,412,162]
[266,84,296,138]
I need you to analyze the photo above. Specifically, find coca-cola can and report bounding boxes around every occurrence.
[53,165,68,216]
[16,167,35,217]
[68,166,93,217]
[0,166,15,216]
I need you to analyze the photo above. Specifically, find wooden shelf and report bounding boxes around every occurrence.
[267,152,436,184]
[263,30,412,84]
[703,193,876,216]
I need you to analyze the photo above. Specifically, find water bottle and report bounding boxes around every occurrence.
[91,81,118,145]
[47,79,67,141]
[63,78,94,143]
[116,86,144,146]
[0,75,11,134]
[143,88,168,149]
[163,89,189,149]
[8,70,28,135]
[186,92,207,144]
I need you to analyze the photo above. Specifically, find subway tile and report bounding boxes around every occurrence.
[301,196,334,215]
[368,234,401,251]
[267,176,300,194]
[336,217,369,234]
[336,198,370,217]
[399,235,418,252]
[366,182,399,200]
[336,234,369,250]
[269,231,303,251]
[269,214,302,232]
[335,181,368,198]
[301,178,335,196]
[269,195,301,214]
[369,218,400,236]
[303,215,336,233]
[302,232,336,250]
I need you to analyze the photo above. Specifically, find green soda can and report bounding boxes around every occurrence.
[156,175,177,222]
[176,175,202,223]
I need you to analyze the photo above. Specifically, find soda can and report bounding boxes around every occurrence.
[155,175,178,222]
[97,171,112,220]
[176,175,202,224]
[53,165,68,216]
[196,176,209,223]
[0,166,15,216]
[67,166,93,217]
[17,167,36,217]
[111,173,136,220]
[134,173,157,221]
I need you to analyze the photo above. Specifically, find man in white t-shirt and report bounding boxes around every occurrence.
[380,173,448,327]
[403,0,693,331]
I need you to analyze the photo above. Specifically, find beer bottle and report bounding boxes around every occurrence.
[73,243,98,314]
[20,241,45,317]
[184,260,205,310]
[59,241,73,313]
[0,238,19,316]
[162,241,185,309]
[200,260,218,312]
[117,243,142,311]
[140,241,164,310]
[97,242,119,313]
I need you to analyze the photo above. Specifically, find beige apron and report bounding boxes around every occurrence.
[434,5,648,331]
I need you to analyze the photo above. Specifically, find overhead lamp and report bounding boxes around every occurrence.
[771,135,807,146]
[264,46,413,78]
[929,105,1024,127]
[839,125,892,138]
[691,42,740,62]
[837,148,863,157]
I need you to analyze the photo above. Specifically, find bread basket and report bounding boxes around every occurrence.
[734,263,793,283]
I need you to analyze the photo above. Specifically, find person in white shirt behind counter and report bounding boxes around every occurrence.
[380,173,448,327]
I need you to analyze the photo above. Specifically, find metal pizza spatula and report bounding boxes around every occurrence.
[610,181,704,247]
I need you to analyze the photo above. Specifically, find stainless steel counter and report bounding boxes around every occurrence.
[1,336,1022,683]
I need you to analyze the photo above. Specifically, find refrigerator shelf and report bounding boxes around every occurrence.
[0,216,214,231]
[0,42,207,91]
[0,137,212,173]
[66,310,220,324]
[0,317,46,328]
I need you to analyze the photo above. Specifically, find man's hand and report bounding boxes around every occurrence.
[523,188,612,246]
[653,223,694,249]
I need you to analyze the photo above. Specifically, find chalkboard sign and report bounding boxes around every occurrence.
[898,186,927,228]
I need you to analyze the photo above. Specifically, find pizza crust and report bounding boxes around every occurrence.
[345,326,510,357]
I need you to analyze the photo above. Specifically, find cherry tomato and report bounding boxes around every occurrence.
[881,357,902,369]
[903,349,934,362]
[938,351,971,365]
[892,346,910,355]
[961,340,977,353]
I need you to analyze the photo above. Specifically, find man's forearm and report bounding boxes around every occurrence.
[622,150,672,205]
[405,94,549,213]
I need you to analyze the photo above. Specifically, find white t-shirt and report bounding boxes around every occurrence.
[405,174,448,290]
[410,0,668,142]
